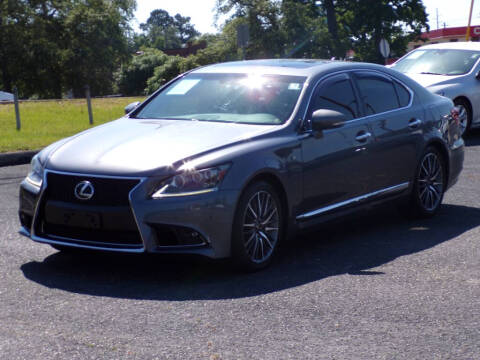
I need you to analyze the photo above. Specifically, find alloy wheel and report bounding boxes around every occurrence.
[417,152,444,212]
[456,104,469,136]
[242,190,280,264]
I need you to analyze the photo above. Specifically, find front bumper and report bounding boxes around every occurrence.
[19,170,240,259]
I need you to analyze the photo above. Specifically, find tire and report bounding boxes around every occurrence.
[231,181,284,271]
[454,98,471,136]
[409,146,446,218]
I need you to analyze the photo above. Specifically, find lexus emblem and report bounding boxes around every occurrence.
[74,181,94,200]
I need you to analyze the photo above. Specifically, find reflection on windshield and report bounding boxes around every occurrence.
[135,73,306,125]
[392,49,480,75]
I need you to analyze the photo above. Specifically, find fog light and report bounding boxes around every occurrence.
[150,224,208,247]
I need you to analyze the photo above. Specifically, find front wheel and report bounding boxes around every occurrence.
[454,98,471,136]
[409,146,446,217]
[231,182,283,271]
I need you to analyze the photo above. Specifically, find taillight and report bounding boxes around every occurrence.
[451,107,460,125]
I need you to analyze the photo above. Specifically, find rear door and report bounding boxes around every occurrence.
[352,71,424,191]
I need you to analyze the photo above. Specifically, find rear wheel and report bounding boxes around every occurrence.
[454,98,471,136]
[232,182,283,271]
[409,146,446,217]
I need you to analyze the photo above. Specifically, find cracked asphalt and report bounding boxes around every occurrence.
[1,132,479,359]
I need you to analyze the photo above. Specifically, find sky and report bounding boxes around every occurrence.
[133,0,219,33]
[132,0,480,34]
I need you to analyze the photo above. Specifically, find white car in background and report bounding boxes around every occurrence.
[391,42,480,135]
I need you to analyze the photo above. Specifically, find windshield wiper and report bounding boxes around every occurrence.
[419,71,445,75]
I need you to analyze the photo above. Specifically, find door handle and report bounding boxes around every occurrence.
[409,118,423,129]
[355,131,372,142]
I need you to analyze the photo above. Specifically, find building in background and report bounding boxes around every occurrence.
[408,25,480,51]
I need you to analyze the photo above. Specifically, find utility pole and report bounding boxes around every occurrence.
[436,8,439,30]
[85,85,93,125]
[466,0,475,41]
[13,86,20,131]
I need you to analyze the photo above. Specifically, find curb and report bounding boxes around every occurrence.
[0,150,39,167]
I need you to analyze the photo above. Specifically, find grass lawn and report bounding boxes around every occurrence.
[0,97,145,153]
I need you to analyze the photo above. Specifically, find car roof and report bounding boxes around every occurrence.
[193,59,390,78]
[413,41,480,51]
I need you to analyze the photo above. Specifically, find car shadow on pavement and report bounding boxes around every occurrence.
[21,203,480,301]
[464,128,480,146]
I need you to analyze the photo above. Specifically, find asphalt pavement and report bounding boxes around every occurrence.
[1,134,479,359]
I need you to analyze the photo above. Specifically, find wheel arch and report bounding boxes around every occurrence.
[453,96,473,119]
[236,171,291,235]
[425,140,450,188]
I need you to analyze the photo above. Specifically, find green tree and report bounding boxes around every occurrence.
[0,0,31,94]
[216,0,284,58]
[139,9,200,50]
[1,0,135,98]
[145,56,185,94]
[116,48,169,96]
[213,0,427,62]
[173,13,200,44]
[61,0,136,97]
[23,0,66,98]
[144,23,244,94]
[341,0,428,62]
[280,0,333,58]
[314,0,428,62]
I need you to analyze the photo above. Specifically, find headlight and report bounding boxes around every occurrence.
[25,154,44,188]
[151,164,230,198]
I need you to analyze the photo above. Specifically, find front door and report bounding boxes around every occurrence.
[299,73,374,220]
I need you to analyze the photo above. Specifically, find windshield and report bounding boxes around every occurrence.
[392,49,480,75]
[135,73,306,125]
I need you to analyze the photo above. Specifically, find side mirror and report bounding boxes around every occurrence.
[124,101,140,115]
[476,70,480,80]
[311,109,347,132]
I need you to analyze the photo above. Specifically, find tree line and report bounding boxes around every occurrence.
[0,0,429,99]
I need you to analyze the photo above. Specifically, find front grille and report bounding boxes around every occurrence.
[36,172,143,249]
[46,172,139,206]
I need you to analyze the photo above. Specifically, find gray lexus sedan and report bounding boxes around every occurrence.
[19,60,464,270]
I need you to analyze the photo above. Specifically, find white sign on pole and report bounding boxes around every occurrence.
[379,38,390,58]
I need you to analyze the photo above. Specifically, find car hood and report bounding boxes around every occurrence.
[403,72,462,88]
[45,117,277,176]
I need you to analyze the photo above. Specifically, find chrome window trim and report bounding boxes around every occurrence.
[301,69,415,131]
[296,182,410,220]
[30,169,148,252]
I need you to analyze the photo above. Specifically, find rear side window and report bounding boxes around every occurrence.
[354,72,399,115]
[311,74,359,121]
[393,81,411,108]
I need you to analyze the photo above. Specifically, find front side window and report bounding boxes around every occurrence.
[355,72,399,115]
[310,74,359,121]
[392,49,480,75]
[135,73,306,125]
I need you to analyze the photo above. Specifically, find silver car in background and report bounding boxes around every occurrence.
[391,42,480,135]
